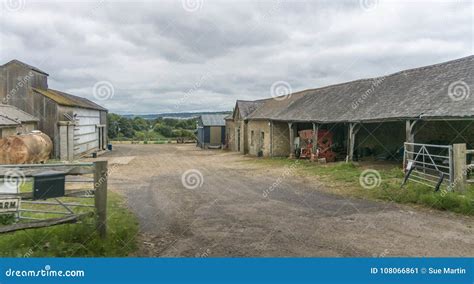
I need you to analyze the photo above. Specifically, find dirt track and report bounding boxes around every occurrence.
[102,144,474,257]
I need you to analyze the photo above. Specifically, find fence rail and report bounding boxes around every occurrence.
[403,142,453,190]
[467,149,474,184]
[0,161,107,237]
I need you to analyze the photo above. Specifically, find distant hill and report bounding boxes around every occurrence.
[121,111,231,120]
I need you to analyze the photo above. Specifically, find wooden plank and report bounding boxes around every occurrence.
[0,212,92,234]
[0,165,94,177]
[94,161,108,238]
[288,122,295,159]
[19,189,94,200]
[453,144,467,191]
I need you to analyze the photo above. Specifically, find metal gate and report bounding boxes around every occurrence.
[467,149,474,184]
[0,162,107,237]
[403,143,453,190]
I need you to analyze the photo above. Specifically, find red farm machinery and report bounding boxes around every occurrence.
[297,129,336,162]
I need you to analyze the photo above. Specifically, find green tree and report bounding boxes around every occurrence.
[107,113,121,139]
[132,117,149,131]
[119,117,135,138]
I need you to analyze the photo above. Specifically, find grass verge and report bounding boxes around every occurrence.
[248,158,474,215]
[0,191,139,257]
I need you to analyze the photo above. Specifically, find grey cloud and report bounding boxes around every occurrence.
[0,0,472,114]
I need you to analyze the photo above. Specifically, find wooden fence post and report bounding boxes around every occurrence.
[94,160,108,238]
[453,143,467,191]
[288,122,295,159]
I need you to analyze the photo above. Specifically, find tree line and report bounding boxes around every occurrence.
[107,113,196,141]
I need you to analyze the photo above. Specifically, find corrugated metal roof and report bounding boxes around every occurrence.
[33,88,107,111]
[248,55,474,123]
[200,114,227,126]
[0,104,39,126]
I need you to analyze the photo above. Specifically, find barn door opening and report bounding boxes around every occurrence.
[237,129,241,152]
[97,125,106,150]
[98,127,102,150]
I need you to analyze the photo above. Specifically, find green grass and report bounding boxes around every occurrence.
[249,158,474,215]
[0,192,139,257]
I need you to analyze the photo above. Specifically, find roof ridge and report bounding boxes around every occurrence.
[33,88,107,111]
[2,59,49,76]
[286,55,474,98]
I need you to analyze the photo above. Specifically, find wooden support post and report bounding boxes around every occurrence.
[94,160,108,238]
[270,120,273,157]
[405,120,417,161]
[311,122,319,161]
[453,143,467,191]
[288,122,295,159]
[346,123,360,162]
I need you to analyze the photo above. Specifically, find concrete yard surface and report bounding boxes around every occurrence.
[102,144,474,257]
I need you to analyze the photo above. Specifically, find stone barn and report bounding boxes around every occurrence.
[0,59,108,160]
[226,55,474,162]
[226,100,267,154]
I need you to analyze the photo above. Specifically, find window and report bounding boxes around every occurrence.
[250,130,254,146]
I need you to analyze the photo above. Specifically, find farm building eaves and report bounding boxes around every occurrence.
[2,59,49,76]
[0,104,39,126]
[33,88,107,111]
[235,99,268,119]
[199,114,228,126]
[246,55,474,123]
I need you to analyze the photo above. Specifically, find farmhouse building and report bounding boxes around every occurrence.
[0,60,108,160]
[197,114,227,149]
[0,104,38,138]
[226,56,474,161]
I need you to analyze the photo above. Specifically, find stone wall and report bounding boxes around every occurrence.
[272,121,290,157]
[225,120,235,151]
[247,120,271,156]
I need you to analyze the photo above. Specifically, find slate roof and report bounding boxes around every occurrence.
[33,88,107,111]
[247,55,474,123]
[2,59,49,76]
[0,104,39,126]
[235,99,268,119]
[199,114,227,126]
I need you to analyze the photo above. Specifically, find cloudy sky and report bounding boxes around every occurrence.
[0,0,472,114]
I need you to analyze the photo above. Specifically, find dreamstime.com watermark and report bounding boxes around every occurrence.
[3,168,26,191]
[84,163,120,196]
[442,164,474,196]
[5,265,85,278]
[175,71,213,110]
[181,169,204,189]
[359,169,382,189]
[2,70,34,104]
[359,0,379,11]
[270,80,292,101]
[351,76,385,110]
[92,80,115,101]
[263,160,299,197]
[2,0,26,12]
[447,80,470,102]
[182,0,204,12]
